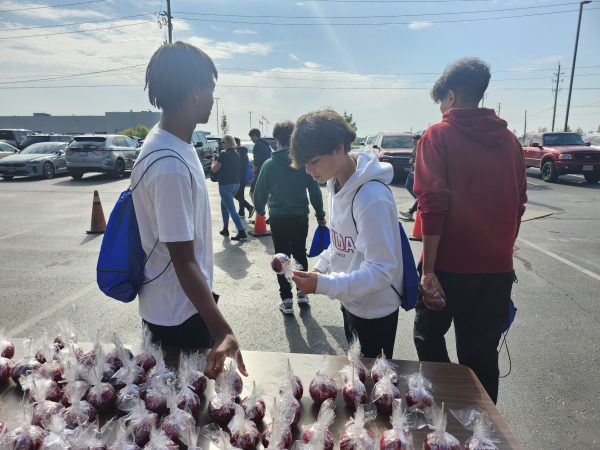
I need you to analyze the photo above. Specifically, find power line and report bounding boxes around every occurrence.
[0,13,156,32]
[0,64,147,85]
[174,2,579,19]
[0,20,156,40]
[0,0,107,13]
[304,0,494,3]
[179,6,600,26]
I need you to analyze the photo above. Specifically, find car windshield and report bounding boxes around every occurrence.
[365,136,375,145]
[69,137,106,148]
[20,143,63,154]
[381,136,414,149]
[0,142,16,152]
[0,131,15,140]
[543,133,584,146]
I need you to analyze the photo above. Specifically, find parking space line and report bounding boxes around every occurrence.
[0,229,32,241]
[519,237,600,283]
[7,282,98,337]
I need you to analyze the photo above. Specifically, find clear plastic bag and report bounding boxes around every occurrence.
[62,381,97,429]
[178,351,207,395]
[372,372,401,415]
[10,338,42,386]
[228,404,261,450]
[121,398,159,447]
[278,374,302,426]
[301,398,336,450]
[423,403,460,450]
[83,357,117,413]
[280,359,303,401]
[339,404,376,450]
[341,364,368,410]
[215,357,243,397]
[143,373,170,416]
[309,357,337,406]
[241,381,266,423]
[344,333,367,383]
[404,364,434,412]
[105,421,142,450]
[379,399,412,450]
[134,325,158,372]
[161,387,196,446]
[271,253,303,286]
[371,350,398,385]
[262,396,294,449]
[0,329,15,359]
[208,374,237,426]
[451,407,499,450]
[145,426,179,450]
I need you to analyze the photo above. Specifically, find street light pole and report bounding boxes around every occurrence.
[214,98,221,136]
[249,111,252,130]
[166,0,173,43]
[564,0,592,132]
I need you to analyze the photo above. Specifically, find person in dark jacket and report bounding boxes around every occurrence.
[211,134,247,241]
[248,128,272,200]
[399,134,421,221]
[253,121,326,314]
[234,137,254,218]
[413,57,527,403]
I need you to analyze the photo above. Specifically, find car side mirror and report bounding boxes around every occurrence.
[585,142,591,146]
[196,142,203,147]
[372,144,379,149]
[531,142,539,147]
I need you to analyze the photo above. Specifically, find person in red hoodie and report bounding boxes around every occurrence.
[413,57,527,403]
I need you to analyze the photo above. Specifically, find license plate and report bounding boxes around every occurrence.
[583,165,593,171]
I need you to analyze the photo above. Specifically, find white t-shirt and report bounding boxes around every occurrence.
[131,125,213,326]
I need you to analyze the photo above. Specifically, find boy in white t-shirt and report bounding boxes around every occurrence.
[131,42,246,379]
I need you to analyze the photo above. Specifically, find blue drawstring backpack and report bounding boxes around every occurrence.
[351,181,419,311]
[245,163,253,185]
[96,149,191,302]
[308,225,331,257]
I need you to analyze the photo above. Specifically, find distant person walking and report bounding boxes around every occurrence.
[212,134,247,241]
[248,128,272,201]
[413,57,527,403]
[234,137,254,218]
[253,121,326,314]
[399,134,421,221]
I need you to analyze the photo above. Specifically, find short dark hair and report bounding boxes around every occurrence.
[234,137,241,146]
[249,128,261,139]
[145,41,217,112]
[272,121,294,147]
[290,109,356,168]
[431,57,491,105]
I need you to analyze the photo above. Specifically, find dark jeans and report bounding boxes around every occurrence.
[413,270,514,403]
[405,169,418,214]
[143,313,213,349]
[269,216,309,300]
[342,307,399,359]
[235,182,253,215]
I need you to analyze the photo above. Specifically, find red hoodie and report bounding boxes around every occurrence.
[414,108,527,273]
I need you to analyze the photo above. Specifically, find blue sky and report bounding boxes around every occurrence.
[1,0,599,138]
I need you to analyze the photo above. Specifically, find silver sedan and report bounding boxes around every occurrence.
[0,142,68,180]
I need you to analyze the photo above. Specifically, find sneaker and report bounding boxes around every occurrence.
[279,299,294,314]
[399,210,414,221]
[231,229,248,241]
[247,206,255,218]
[297,291,310,305]
[219,228,229,237]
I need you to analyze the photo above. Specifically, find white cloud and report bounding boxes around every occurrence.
[289,53,299,61]
[408,21,433,30]
[233,29,258,35]
[531,55,563,65]
[303,61,322,69]
[1,0,108,21]
[186,36,272,60]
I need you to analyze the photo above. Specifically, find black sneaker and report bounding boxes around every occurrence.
[219,229,229,237]
[231,229,247,241]
[247,206,255,218]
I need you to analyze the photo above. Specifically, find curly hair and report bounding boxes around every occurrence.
[290,109,356,168]
[145,41,217,112]
[272,121,294,147]
[431,57,491,105]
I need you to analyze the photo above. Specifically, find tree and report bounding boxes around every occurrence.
[537,126,548,132]
[120,124,150,139]
[575,127,585,136]
[597,124,600,133]
[342,110,357,133]
[220,113,230,135]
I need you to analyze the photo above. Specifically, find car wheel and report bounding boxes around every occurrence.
[70,172,83,180]
[2,176,13,181]
[113,159,126,178]
[43,162,55,179]
[541,161,558,183]
[584,173,600,183]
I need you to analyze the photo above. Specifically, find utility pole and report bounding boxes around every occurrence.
[497,103,501,117]
[166,0,173,43]
[248,111,252,130]
[214,98,221,136]
[551,62,561,132]
[481,93,486,108]
[523,110,527,141]
[565,0,592,132]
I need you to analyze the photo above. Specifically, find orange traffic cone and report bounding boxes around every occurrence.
[86,190,106,234]
[410,209,422,241]
[248,214,271,237]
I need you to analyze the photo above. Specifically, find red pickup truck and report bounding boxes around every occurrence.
[522,132,600,183]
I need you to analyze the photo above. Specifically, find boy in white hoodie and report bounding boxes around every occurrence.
[291,109,403,358]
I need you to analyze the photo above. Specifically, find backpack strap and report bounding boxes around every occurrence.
[350,179,402,299]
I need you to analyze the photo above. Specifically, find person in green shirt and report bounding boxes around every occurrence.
[253,120,326,314]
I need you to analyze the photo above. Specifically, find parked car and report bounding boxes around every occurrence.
[240,140,255,166]
[207,136,223,152]
[583,133,600,147]
[523,132,600,183]
[0,142,68,180]
[362,135,376,152]
[263,137,277,150]
[0,142,19,159]
[65,134,140,179]
[20,134,72,149]
[0,129,33,150]
[371,132,416,177]
[191,130,212,171]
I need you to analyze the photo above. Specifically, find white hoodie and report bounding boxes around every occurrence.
[314,151,404,319]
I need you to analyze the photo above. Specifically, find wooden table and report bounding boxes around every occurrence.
[1,343,521,449]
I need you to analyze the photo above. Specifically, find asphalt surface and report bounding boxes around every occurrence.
[0,167,598,448]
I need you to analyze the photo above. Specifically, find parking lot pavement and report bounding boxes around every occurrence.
[0,168,599,448]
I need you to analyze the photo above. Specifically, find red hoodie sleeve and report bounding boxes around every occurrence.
[515,139,528,237]
[414,129,451,235]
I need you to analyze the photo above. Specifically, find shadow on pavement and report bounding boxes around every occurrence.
[214,239,251,280]
[526,170,600,189]
[298,305,337,355]
[80,233,102,245]
[53,173,129,187]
